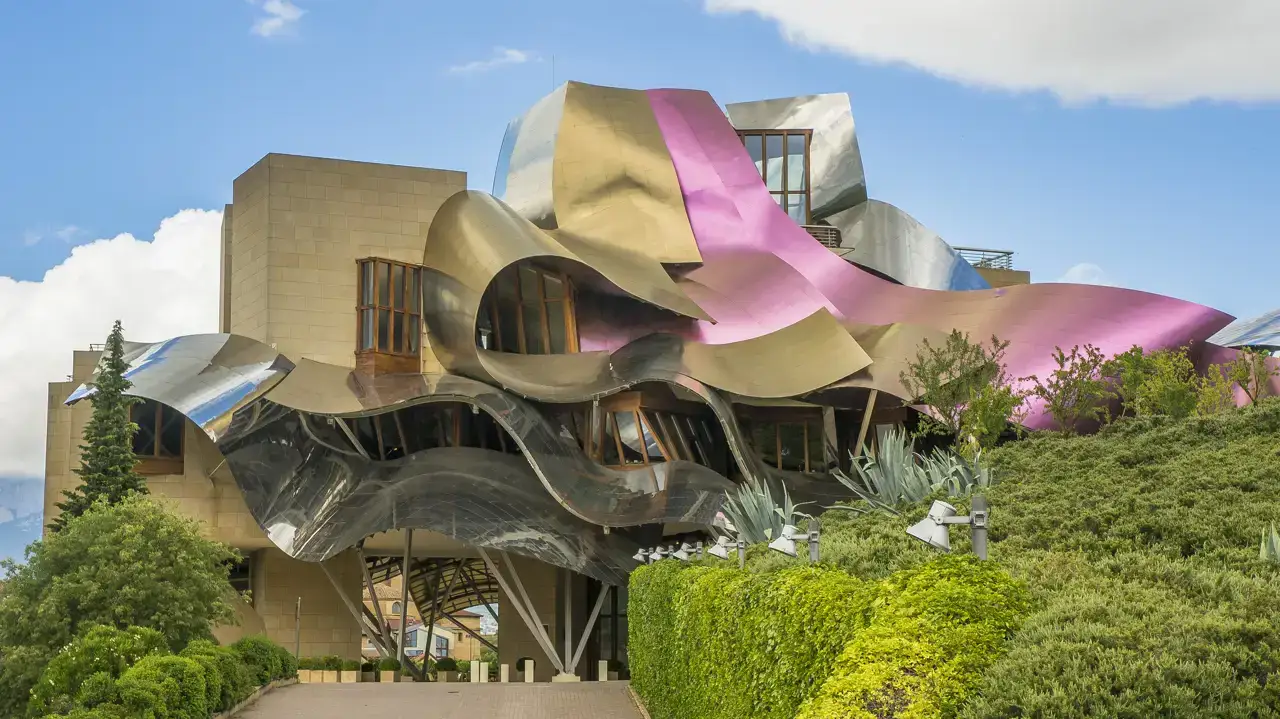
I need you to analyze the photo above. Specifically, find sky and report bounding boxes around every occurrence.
[2,0,1279,489]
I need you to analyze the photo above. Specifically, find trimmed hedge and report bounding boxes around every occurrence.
[33,633,295,719]
[630,556,1027,719]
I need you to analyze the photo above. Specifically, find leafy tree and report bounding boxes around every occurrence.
[50,320,148,533]
[1029,344,1114,433]
[900,331,1020,442]
[1102,345,1202,420]
[1196,363,1237,417]
[0,497,237,714]
[1225,347,1278,405]
[1101,345,1150,417]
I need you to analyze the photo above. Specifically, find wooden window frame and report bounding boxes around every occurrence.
[131,399,184,475]
[580,392,718,470]
[737,406,824,473]
[736,129,813,224]
[481,264,579,355]
[356,257,423,361]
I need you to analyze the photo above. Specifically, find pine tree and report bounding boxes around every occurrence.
[49,320,149,532]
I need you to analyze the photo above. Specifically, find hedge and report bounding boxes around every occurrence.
[33,632,295,719]
[630,556,1027,719]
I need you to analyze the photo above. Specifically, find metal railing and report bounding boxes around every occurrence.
[952,247,1014,270]
[803,225,842,249]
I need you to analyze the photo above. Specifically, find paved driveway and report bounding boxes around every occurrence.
[239,682,645,719]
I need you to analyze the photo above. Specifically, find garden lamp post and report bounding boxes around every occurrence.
[905,496,989,560]
[767,517,821,562]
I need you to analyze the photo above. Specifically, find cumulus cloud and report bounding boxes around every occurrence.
[1056,262,1115,286]
[703,0,1280,105]
[250,0,304,38]
[448,47,537,74]
[0,210,222,478]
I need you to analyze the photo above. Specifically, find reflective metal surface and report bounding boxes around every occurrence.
[725,93,867,219]
[826,200,991,291]
[1207,308,1280,349]
[67,333,293,441]
[647,87,1235,429]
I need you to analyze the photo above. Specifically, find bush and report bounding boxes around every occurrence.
[0,497,237,713]
[377,657,401,672]
[340,659,361,671]
[297,657,316,671]
[273,643,297,680]
[230,635,283,685]
[115,655,207,719]
[360,660,375,673]
[27,625,168,717]
[181,640,253,712]
[630,559,990,719]
[433,657,457,672]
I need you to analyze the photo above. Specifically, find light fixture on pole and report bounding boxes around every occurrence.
[673,542,695,561]
[707,535,733,560]
[649,546,668,562]
[767,517,821,562]
[632,547,649,563]
[905,496,989,560]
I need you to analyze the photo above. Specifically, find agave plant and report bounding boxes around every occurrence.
[830,425,997,515]
[720,475,811,543]
[1262,524,1280,564]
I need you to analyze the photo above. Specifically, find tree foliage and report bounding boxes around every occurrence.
[899,331,1027,452]
[1225,347,1278,405]
[0,497,237,714]
[1030,344,1113,433]
[50,320,148,533]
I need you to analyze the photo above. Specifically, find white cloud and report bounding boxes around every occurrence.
[22,231,41,247]
[0,210,222,477]
[54,225,82,242]
[448,47,536,75]
[250,0,304,38]
[703,0,1280,106]
[1056,262,1116,286]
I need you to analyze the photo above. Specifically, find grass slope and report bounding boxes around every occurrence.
[747,398,1280,717]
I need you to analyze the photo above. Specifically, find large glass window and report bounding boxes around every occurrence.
[742,412,827,473]
[131,399,184,473]
[576,393,723,472]
[357,258,422,358]
[476,264,577,355]
[737,130,811,224]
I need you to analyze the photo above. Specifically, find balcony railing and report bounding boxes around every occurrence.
[953,247,1014,270]
[803,225,842,249]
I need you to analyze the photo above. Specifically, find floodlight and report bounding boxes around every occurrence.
[707,536,733,560]
[768,524,800,557]
[673,542,695,561]
[905,497,990,560]
[906,501,956,552]
[649,546,668,562]
[632,548,649,563]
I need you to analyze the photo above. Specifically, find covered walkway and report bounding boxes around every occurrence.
[238,681,645,719]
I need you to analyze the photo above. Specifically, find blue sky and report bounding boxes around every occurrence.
[2,1,1280,488]
[3,0,1278,317]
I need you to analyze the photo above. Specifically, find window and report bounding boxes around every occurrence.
[476,264,577,354]
[357,258,422,357]
[391,602,402,616]
[131,399,184,474]
[227,556,253,603]
[577,393,723,473]
[742,412,827,473]
[435,634,448,658]
[737,130,811,224]
[342,403,518,461]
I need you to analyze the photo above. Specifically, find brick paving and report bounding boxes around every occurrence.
[238,681,645,719]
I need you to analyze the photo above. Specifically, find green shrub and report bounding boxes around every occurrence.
[46,707,130,719]
[297,657,316,670]
[340,659,361,671]
[360,660,375,673]
[231,635,283,685]
[175,647,221,712]
[115,655,207,719]
[630,561,883,719]
[433,657,457,672]
[27,624,168,717]
[181,640,252,712]
[796,557,1031,718]
[320,655,342,671]
[273,643,297,680]
[377,657,400,672]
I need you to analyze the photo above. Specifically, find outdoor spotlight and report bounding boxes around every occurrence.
[767,518,822,562]
[768,525,800,557]
[707,535,733,560]
[650,546,668,562]
[673,542,695,561]
[905,496,989,560]
[632,548,649,563]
